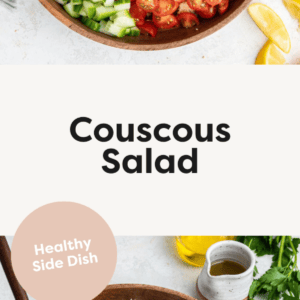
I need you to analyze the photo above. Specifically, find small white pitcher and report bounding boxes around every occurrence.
[196,240,255,300]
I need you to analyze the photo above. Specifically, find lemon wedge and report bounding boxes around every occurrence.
[248,3,291,53]
[283,0,300,23]
[255,40,286,64]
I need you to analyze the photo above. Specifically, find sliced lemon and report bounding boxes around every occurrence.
[255,40,286,64]
[248,3,291,53]
[283,0,300,23]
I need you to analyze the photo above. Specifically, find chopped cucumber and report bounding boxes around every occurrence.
[55,0,69,5]
[89,20,101,31]
[71,0,83,4]
[79,5,88,15]
[128,26,140,36]
[93,6,117,21]
[81,15,90,25]
[105,20,127,37]
[104,0,114,7]
[113,10,135,27]
[114,0,130,11]
[59,0,134,38]
[114,16,135,27]
[83,1,96,18]
[64,3,80,18]
[99,20,115,36]
[100,20,107,30]
[81,16,101,31]
[110,9,130,20]
[73,4,83,12]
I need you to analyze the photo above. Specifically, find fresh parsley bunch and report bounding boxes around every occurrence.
[236,236,300,300]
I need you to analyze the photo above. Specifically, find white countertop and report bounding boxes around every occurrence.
[0,236,283,300]
[110,237,274,298]
[0,0,300,64]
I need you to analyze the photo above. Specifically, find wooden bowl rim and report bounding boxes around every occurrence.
[102,284,198,300]
[39,0,252,51]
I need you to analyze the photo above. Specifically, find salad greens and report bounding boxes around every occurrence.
[237,236,300,300]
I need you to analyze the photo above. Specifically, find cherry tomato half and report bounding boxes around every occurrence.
[153,0,179,16]
[175,0,185,4]
[187,0,203,11]
[177,12,199,28]
[196,1,217,18]
[218,0,229,15]
[130,3,147,25]
[136,0,158,12]
[138,21,158,37]
[153,13,179,29]
[205,0,222,6]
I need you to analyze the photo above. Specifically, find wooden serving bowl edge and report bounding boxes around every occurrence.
[38,0,252,50]
[94,284,198,300]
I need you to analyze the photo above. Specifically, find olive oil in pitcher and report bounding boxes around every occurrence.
[210,260,247,276]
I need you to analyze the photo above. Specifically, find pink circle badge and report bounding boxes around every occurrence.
[11,202,117,300]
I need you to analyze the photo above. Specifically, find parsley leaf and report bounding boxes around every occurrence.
[238,236,300,300]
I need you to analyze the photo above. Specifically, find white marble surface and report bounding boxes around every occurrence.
[110,237,274,299]
[0,0,300,64]
[0,236,282,300]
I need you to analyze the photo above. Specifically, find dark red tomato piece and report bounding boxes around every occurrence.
[177,12,199,27]
[187,0,203,11]
[218,0,229,14]
[196,1,217,18]
[153,13,178,29]
[153,0,179,16]
[136,0,158,12]
[138,21,158,37]
[130,3,147,25]
[205,0,222,5]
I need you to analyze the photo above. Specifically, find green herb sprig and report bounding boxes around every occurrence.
[237,236,300,300]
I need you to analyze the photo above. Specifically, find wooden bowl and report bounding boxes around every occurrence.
[39,0,251,50]
[94,284,197,300]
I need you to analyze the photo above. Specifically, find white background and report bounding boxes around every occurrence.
[0,66,300,235]
[0,0,300,64]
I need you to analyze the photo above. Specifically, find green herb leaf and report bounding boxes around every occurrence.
[253,265,259,277]
[238,236,300,300]
[297,271,300,282]
[283,295,297,300]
